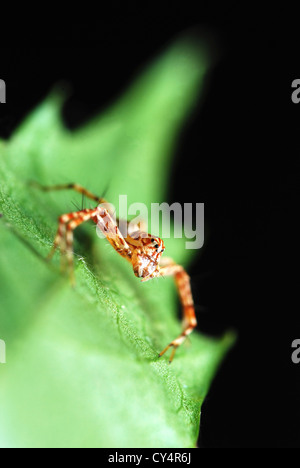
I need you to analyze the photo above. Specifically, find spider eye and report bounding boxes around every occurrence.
[155,244,159,249]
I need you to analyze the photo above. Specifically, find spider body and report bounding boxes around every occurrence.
[32,182,197,363]
[126,234,165,279]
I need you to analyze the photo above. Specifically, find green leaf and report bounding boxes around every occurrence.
[0,36,235,448]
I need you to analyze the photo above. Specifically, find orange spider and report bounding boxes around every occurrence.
[32,182,197,363]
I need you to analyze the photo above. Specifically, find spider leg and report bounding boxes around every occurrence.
[154,258,197,363]
[97,208,132,261]
[49,208,100,284]
[32,181,131,278]
[48,206,133,285]
[47,222,68,272]
[47,222,66,261]
[30,181,106,204]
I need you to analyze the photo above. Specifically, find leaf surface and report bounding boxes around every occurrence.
[0,37,235,448]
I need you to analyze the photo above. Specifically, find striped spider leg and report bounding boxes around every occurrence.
[33,182,197,362]
[141,257,197,363]
[31,182,132,285]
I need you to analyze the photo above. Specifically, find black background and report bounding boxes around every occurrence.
[1,4,299,447]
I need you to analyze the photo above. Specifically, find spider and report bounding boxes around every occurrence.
[32,182,197,363]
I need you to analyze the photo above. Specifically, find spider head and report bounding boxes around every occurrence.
[132,235,165,279]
